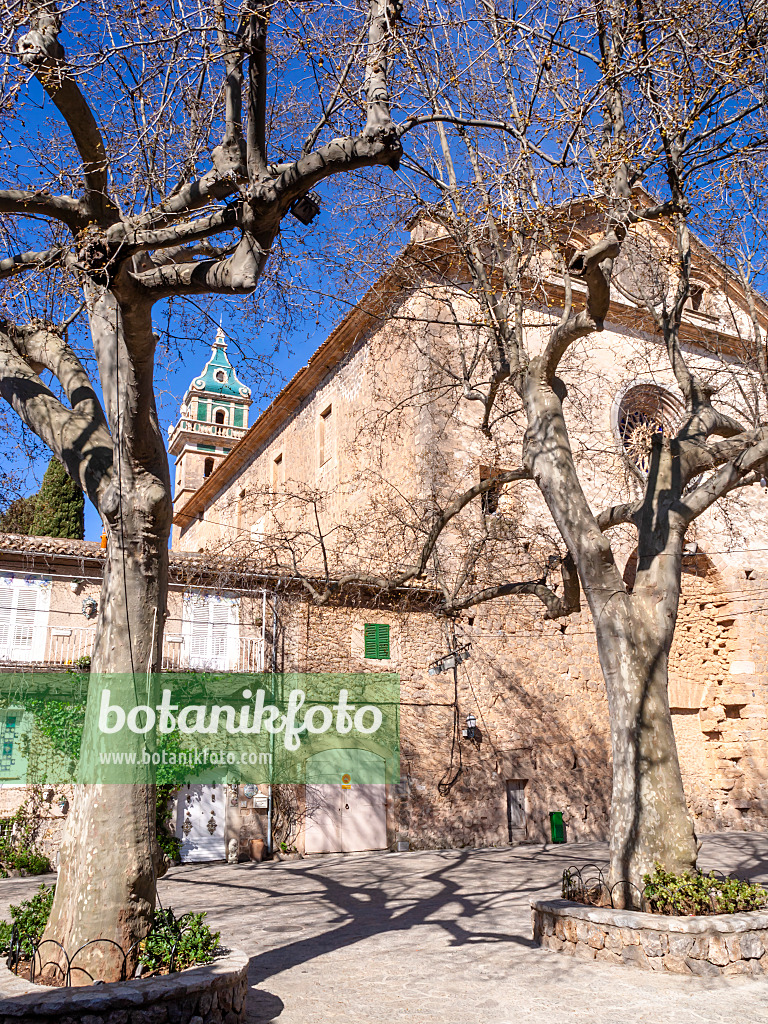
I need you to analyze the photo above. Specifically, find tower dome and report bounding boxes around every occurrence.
[168,327,252,528]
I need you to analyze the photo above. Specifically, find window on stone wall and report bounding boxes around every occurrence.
[364,623,390,659]
[479,465,511,515]
[615,384,683,476]
[688,283,706,311]
[319,405,333,467]
[0,577,51,663]
[272,453,284,493]
[203,457,214,478]
[214,408,226,425]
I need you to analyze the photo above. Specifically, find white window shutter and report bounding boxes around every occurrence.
[13,588,36,655]
[0,590,12,659]
[209,601,230,669]
[189,602,209,665]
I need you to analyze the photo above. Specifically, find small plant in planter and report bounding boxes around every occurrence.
[642,864,768,916]
[0,888,220,983]
[0,883,55,959]
[138,908,221,974]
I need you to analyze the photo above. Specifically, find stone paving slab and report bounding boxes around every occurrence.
[2,832,768,1023]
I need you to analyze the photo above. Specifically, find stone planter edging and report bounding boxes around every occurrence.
[0,946,249,1023]
[532,898,768,976]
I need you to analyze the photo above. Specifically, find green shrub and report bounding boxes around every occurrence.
[0,891,219,975]
[643,864,768,916]
[0,809,51,876]
[155,784,182,863]
[139,908,220,973]
[0,884,55,958]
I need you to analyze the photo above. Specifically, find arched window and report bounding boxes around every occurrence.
[616,384,683,475]
[214,409,226,425]
[203,457,214,478]
[688,284,706,311]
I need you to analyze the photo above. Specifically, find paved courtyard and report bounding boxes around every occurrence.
[2,833,768,1022]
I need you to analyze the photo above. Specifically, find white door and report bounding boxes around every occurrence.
[305,749,387,855]
[176,783,226,861]
[0,576,50,663]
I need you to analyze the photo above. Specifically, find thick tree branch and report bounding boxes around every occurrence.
[540,231,623,380]
[211,1,247,180]
[596,500,643,532]
[445,559,579,618]
[0,320,113,504]
[17,5,113,216]
[0,244,69,281]
[129,223,266,298]
[244,5,270,180]
[107,205,241,253]
[679,427,768,483]
[680,437,768,522]
[0,188,84,226]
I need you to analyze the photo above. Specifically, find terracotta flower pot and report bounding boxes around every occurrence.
[249,839,265,862]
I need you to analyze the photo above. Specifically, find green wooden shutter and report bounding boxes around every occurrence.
[377,624,390,658]
[364,624,378,659]
[364,623,390,659]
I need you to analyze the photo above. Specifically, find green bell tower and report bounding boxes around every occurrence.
[169,326,252,526]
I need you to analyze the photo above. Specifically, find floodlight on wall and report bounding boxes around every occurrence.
[428,644,471,675]
[289,191,321,226]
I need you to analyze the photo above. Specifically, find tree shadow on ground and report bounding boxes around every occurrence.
[241,848,544,1019]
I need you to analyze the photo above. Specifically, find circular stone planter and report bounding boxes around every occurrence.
[0,947,249,1023]
[532,899,768,977]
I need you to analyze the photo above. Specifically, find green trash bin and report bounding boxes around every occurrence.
[549,811,566,844]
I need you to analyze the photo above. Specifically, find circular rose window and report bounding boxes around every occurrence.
[616,384,684,475]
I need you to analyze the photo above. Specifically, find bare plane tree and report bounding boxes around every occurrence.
[219,0,768,898]
[0,0,424,980]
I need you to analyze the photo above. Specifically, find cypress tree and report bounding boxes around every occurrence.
[29,458,85,540]
[0,496,38,535]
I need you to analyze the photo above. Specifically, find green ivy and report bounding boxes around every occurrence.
[138,908,220,973]
[156,784,182,862]
[25,698,85,767]
[642,864,768,916]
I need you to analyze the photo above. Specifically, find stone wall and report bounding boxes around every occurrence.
[0,948,248,1023]
[532,899,768,977]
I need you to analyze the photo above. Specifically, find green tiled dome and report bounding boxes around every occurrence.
[190,328,251,400]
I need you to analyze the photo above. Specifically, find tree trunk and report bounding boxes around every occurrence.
[595,613,698,903]
[41,286,172,984]
[523,369,697,900]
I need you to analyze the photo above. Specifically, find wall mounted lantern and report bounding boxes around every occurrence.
[428,644,471,675]
[462,713,477,740]
[289,191,321,225]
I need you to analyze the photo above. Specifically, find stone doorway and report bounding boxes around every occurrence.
[304,749,387,854]
[175,783,227,861]
[506,779,527,843]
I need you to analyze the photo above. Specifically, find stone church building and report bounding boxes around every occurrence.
[168,210,768,858]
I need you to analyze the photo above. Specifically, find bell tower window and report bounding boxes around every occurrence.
[203,457,214,478]
[215,409,226,425]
